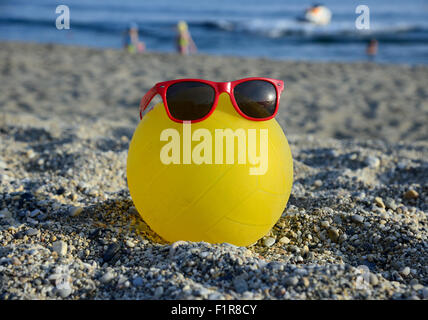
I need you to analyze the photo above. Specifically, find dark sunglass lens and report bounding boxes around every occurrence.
[234,80,277,119]
[166,82,215,121]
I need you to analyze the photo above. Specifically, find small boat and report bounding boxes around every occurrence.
[298,4,332,26]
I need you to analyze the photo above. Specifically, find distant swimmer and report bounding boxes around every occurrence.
[298,3,332,26]
[123,22,145,54]
[366,39,378,60]
[176,21,197,55]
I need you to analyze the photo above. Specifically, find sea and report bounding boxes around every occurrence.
[1,0,427,64]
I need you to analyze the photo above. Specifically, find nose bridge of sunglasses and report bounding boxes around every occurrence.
[212,92,241,120]
[216,82,231,93]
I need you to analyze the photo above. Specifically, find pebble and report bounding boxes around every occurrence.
[285,276,299,286]
[52,240,68,256]
[100,271,115,283]
[328,228,340,242]
[294,268,308,276]
[403,189,419,200]
[365,155,380,168]
[132,277,144,287]
[200,251,209,258]
[351,214,364,223]
[208,293,224,300]
[69,206,83,217]
[423,287,428,299]
[26,149,36,159]
[369,274,379,286]
[12,257,21,266]
[339,233,348,243]
[279,236,290,245]
[302,277,310,287]
[374,197,385,209]
[412,284,424,291]
[27,217,39,226]
[196,287,210,297]
[29,209,41,218]
[154,286,164,298]
[103,243,120,262]
[313,180,323,187]
[0,208,10,217]
[263,237,276,247]
[384,198,397,211]
[57,286,72,298]
[117,275,128,286]
[26,228,39,236]
[169,240,188,258]
[409,279,418,286]
[396,160,408,169]
[302,245,309,255]
[400,267,411,277]
[125,240,135,248]
[320,220,330,228]
[233,276,248,293]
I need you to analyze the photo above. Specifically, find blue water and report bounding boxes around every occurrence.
[1,0,427,63]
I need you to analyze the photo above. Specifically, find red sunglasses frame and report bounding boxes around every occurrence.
[139,77,285,123]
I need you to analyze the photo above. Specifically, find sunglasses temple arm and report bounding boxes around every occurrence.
[279,80,285,95]
[139,86,158,120]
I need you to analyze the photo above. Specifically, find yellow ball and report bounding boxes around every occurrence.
[127,93,293,246]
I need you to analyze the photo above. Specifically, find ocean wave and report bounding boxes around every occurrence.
[0,17,124,34]
[193,18,428,39]
[1,15,427,44]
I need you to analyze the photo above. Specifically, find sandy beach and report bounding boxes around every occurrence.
[0,42,427,300]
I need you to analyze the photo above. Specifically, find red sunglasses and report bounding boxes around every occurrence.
[139,77,285,123]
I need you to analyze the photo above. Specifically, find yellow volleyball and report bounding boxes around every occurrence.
[127,93,293,246]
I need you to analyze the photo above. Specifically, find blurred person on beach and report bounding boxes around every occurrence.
[176,21,197,55]
[123,22,145,54]
[366,39,378,60]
